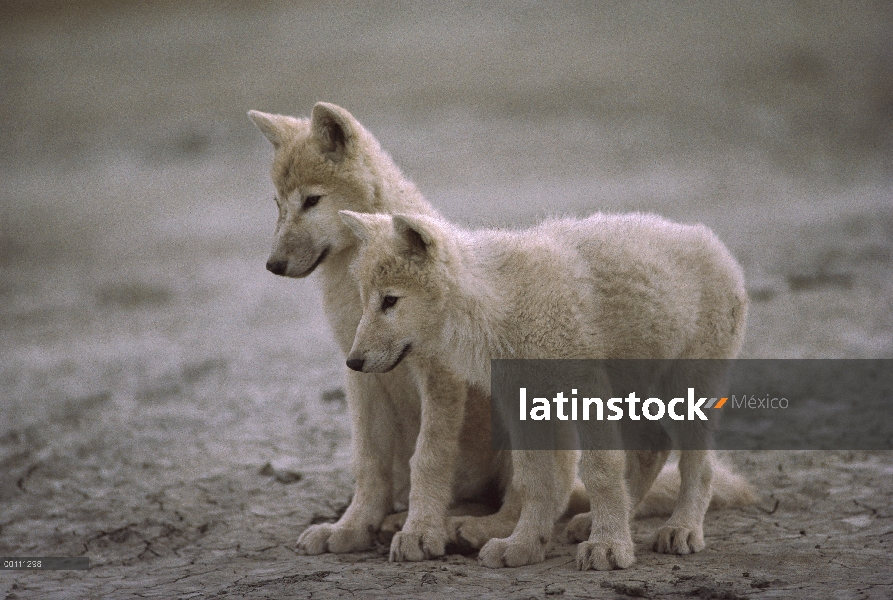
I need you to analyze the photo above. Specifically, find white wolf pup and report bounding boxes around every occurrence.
[247,103,516,557]
[341,209,753,570]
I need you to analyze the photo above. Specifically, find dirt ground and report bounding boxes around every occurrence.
[1,2,891,598]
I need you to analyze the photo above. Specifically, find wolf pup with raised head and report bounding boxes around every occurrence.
[340,209,754,570]
[248,103,519,559]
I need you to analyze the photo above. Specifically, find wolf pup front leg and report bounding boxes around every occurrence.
[346,326,466,560]
[296,371,396,554]
[387,364,467,561]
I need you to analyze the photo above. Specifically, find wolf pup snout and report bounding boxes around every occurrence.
[266,259,288,275]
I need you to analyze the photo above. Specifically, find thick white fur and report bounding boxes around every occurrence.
[342,210,754,570]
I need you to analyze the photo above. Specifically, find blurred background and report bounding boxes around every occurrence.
[0,0,891,586]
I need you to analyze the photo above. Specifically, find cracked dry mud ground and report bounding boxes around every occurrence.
[2,2,892,598]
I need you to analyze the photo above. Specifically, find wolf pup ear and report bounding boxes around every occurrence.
[247,110,294,148]
[393,214,434,259]
[339,210,373,242]
[311,102,356,162]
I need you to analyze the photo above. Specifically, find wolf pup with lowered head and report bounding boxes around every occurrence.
[340,209,754,570]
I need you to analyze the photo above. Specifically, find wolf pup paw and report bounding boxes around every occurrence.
[564,511,593,542]
[450,515,517,550]
[478,535,547,568]
[652,524,705,554]
[389,529,447,562]
[575,538,635,570]
[296,523,374,555]
[378,511,408,544]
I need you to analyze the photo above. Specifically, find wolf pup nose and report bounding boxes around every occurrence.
[345,358,365,372]
[266,259,288,276]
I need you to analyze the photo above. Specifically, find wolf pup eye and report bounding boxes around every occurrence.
[303,195,322,210]
[381,295,399,311]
